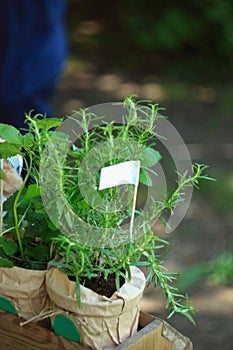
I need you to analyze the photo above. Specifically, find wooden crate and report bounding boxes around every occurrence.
[0,309,192,350]
[0,309,79,350]
[116,312,193,350]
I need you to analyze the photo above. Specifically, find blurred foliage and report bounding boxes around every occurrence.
[123,0,233,55]
[199,170,233,217]
[66,0,233,82]
[177,251,233,291]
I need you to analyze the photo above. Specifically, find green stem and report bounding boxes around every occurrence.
[13,152,33,259]
[28,115,43,155]
[49,241,55,261]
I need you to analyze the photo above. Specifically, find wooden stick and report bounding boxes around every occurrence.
[129,161,140,242]
[129,184,138,241]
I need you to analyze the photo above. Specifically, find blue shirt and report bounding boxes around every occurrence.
[0,0,67,127]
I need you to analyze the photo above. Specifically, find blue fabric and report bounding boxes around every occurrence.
[0,0,67,128]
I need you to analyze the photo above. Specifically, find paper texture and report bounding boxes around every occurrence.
[46,265,146,350]
[99,160,140,190]
[0,266,49,320]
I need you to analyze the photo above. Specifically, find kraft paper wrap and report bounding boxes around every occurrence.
[46,266,146,350]
[0,266,49,320]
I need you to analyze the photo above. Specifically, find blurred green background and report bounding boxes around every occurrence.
[53,1,233,349]
[67,0,233,82]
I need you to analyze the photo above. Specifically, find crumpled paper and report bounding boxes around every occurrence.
[0,266,49,320]
[46,265,146,350]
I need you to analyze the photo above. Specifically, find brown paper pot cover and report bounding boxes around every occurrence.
[0,266,49,320]
[46,266,146,350]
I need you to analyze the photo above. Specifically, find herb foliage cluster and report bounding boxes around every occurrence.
[0,96,214,323]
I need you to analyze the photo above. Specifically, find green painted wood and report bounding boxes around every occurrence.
[52,314,80,343]
[0,297,18,316]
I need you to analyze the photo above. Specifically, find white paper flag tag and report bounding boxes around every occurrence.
[99,160,140,190]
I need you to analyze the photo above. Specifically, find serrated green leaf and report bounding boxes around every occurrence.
[0,142,22,158]
[19,184,41,205]
[35,118,63,131]
[2,239,18,256]
[0,124,23,145]
[22,133,34,148]
[140,147,162,168]
[139,169,153,186]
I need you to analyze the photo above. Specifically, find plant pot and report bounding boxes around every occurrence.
[0,266,49,320]
[45,266,146,350]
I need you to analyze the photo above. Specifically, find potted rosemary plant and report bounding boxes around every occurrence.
[0,114,62,320]
[42,96,214,349]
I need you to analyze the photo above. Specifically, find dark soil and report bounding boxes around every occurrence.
[80,272,125,298]
[68,268,125,298]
